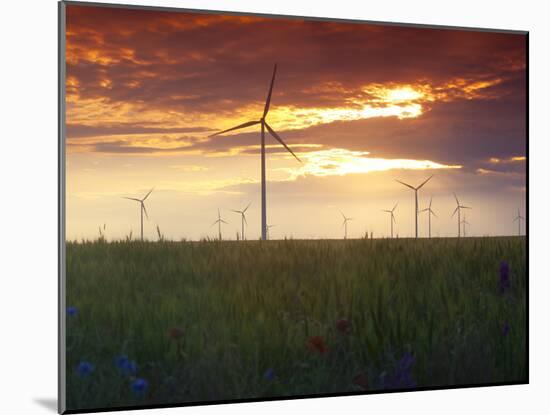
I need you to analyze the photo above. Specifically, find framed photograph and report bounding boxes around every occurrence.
[58,1,528,413]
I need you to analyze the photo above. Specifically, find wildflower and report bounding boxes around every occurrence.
[336,318,351,335]
[264,368,275,381]
[307,336,328,355]
[499,261,511,293]
[502,322,510,337]
[380,352,416,389]
[131,378,149,396]
[76,361,94,377]
[168,327,184,341]
[115,355,138,375]
[66,306,78,317]
[353,373,369,390]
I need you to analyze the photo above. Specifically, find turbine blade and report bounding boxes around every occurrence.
[392,202,398,212]
[431,209,438,218]
[382,210,391,213]
[392,214,396,223]
[416,175,433,190]
[211,220,219,227]
[243,214,248,225]
[429,196,433,208]
[263,64,277,118]
[453,192,459,205]
[395,179,415,190]
[142,203,149,220]
[243,201,251,213]
[461,205,472,209]
[142,187,154,201]
[420,208,429,212]
[221,220,229,224]
[230,209,241,214]
[452,206,459,218]
[208,120,260,137]
[265,122,301,163]
[123,197,141,202]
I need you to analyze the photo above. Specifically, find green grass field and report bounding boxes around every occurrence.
[65,237,527,411]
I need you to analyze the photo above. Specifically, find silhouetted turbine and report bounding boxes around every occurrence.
[209,64,302,241]
[395,175,433,238]
[231,202,251,240]
[420,196,437,238]
[513,208,525,236]
[211,208,228,240]
[382,202,398,238]
[340,211,353,239]
[123,188,153,241]
[451,193,471,238]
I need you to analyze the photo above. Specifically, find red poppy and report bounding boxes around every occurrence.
[168,327,184,340]
[336,318,351,334]
[307,336,328,355]
[353,373,369,390]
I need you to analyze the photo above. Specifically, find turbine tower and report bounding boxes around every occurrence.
[451,193,471,238]
[420,196,437,238]
[123,188,153,241]
[382,203,398,238]
[340,211,353,239]
[209,64,302,241]
[231,202,251,240]
[211,208,228,240]
[395,175,433,238]
[513,209,525,236]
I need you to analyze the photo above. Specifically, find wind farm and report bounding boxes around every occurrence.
[63,5,527,412]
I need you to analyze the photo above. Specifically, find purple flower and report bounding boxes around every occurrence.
[264,368,275,381]
[67,306,78,317]
[380,352,416,389]
[502,322,510,337]
[499,261,511,293]
[131,378,149,396]
[76,361,94,377]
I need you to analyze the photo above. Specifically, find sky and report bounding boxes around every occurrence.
[64,4,527,241]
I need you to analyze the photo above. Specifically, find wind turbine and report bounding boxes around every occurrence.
[340,211,353,239]
[420,196,437,238]
[123,188,153,241]
[382,203,398,238]
[266,224,275,240]
[451,193,471,238]
[232,202,251,240]
[211,208,228,240]
[395,175,433,238]
[513,209,525,236]
[460,214,471,237]
[209,64,302,241]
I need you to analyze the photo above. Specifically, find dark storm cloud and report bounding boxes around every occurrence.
[66,4,526,114]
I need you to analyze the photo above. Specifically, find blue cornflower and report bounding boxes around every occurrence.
[264,368,275,381]
[76,361,94,377]
[67,306,78,317]
[499,261,511,293]
[115,355,138,376]
[380,352,416,389]
[131,378,149,396]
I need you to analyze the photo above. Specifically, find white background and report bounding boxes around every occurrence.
[0,0,545,413]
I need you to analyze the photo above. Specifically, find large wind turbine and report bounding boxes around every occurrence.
[232,202,251,240]
[340,211,353,239]
[209,64,302,241]
[211,208,228,240]
[513,209,525,236]
[451,193,471,238]
[395,175,433,238]
[382,203,398,238]
[123,188,153,241]
[420,196,437,238]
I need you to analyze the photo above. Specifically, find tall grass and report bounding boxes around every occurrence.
[65,237,526,411]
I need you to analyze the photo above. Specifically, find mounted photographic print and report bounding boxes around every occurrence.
[58,1,528,413]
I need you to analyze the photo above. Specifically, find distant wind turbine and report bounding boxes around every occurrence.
[123,188,153,241]
[382,203,398,238]
[451,193,471,238]
[232,202,251,240]
[340,211,353,239]
[420,196,437,238]
[395,175,433,238]
[266,224,275,240]
[513,209,525,236]
[460,213,471,237]
[211,208,228,240]
[209,64,302,241]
